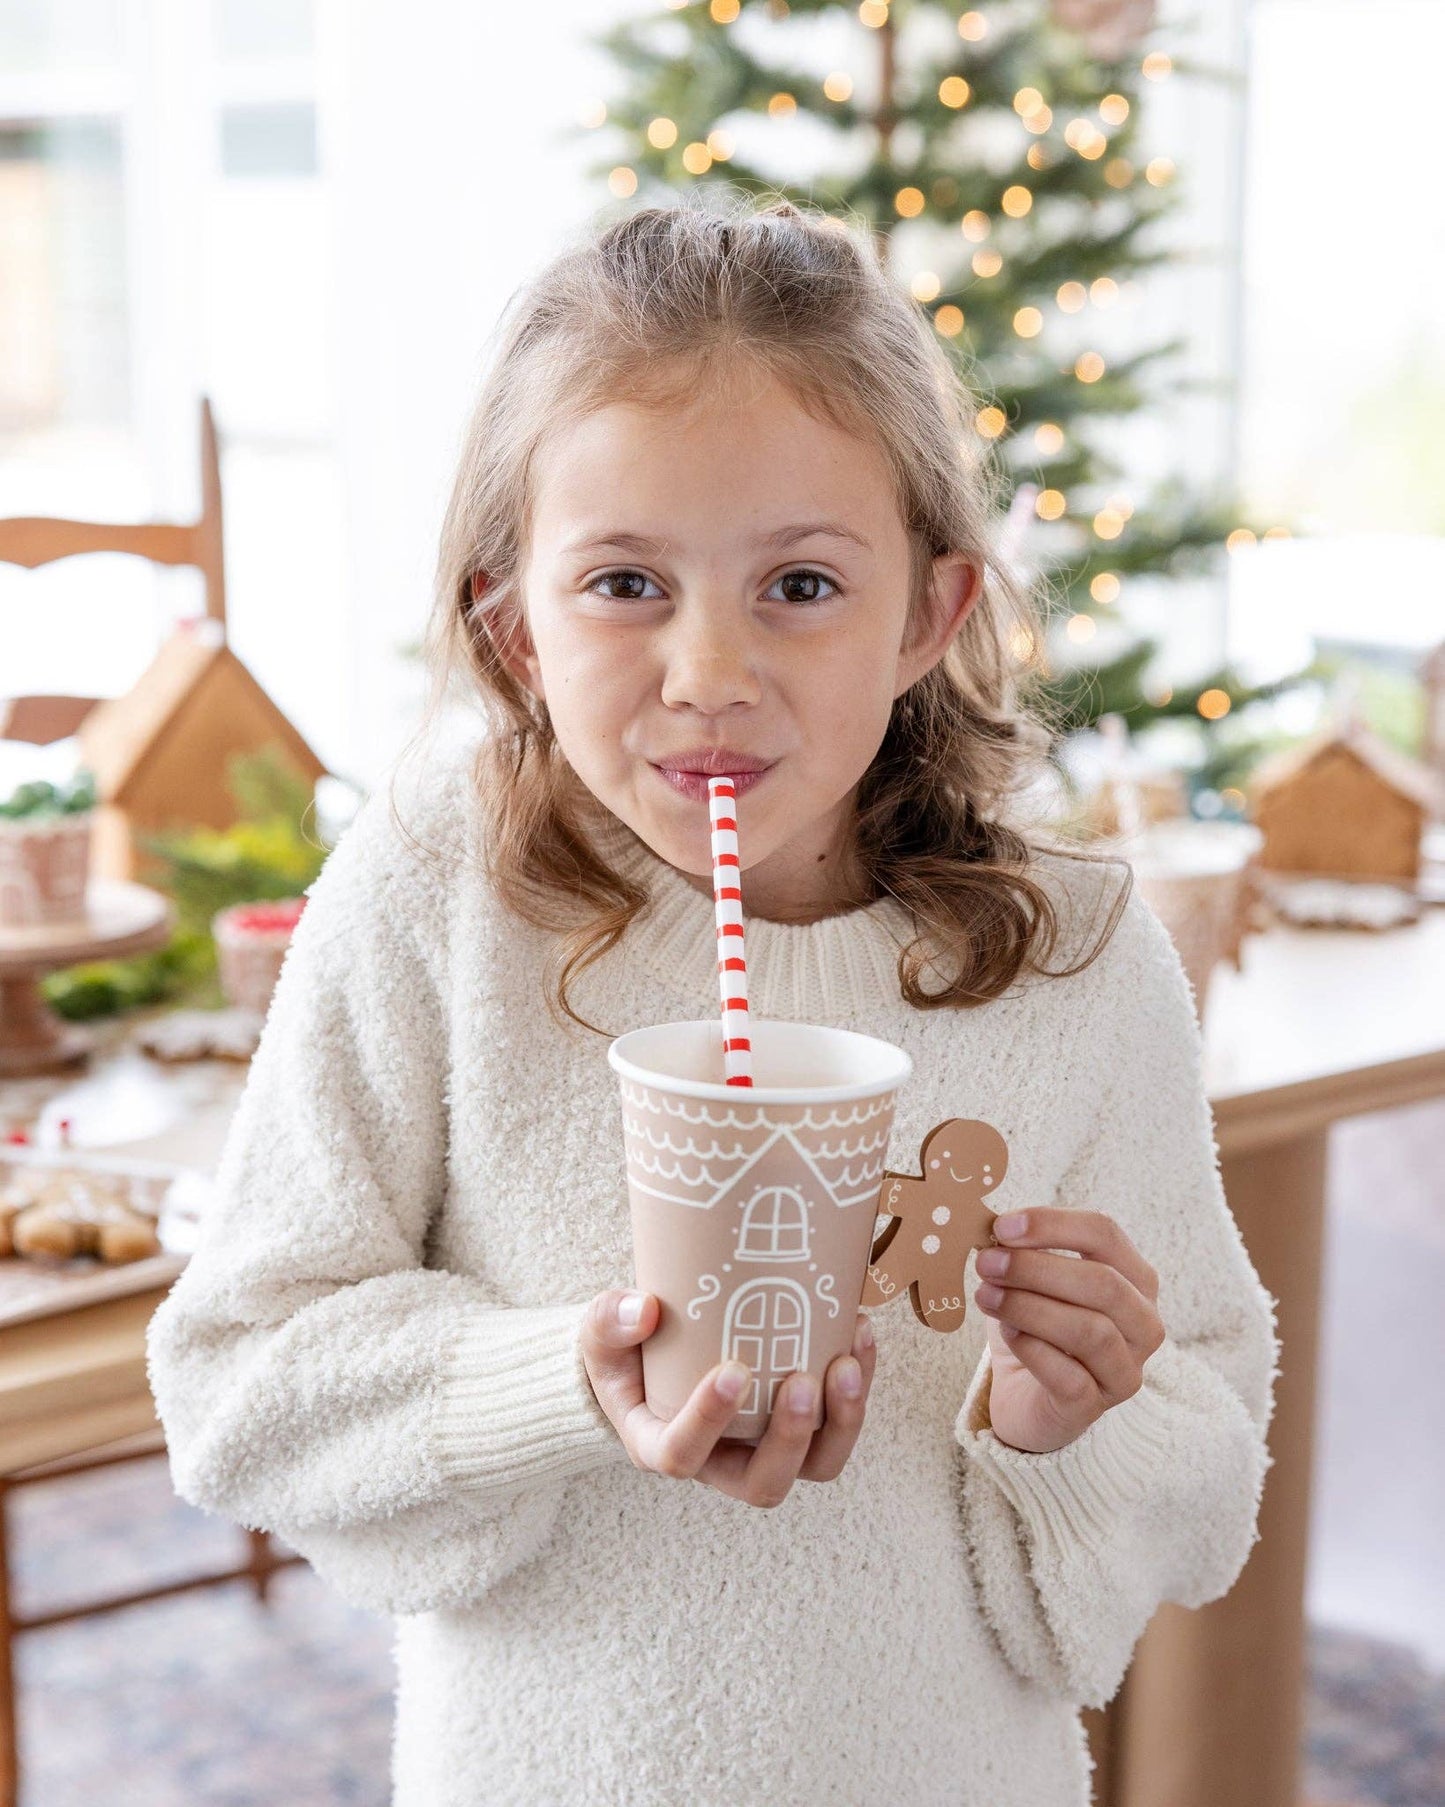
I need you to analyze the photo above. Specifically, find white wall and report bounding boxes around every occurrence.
[313,0,618,786]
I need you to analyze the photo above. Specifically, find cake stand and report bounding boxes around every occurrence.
[0,882,175,1077]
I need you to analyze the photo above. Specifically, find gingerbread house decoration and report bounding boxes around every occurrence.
[620,1093,892,1418]
[1248,719,1441,885]
[75,618,328,882]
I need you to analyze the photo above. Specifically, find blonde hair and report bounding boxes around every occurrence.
[404,192,1128,1032]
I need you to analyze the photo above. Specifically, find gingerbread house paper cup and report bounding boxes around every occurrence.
[608,1019,912,1444]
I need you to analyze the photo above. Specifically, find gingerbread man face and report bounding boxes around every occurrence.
[859,1119,1010,1333]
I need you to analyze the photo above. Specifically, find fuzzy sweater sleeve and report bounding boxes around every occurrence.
[144,772,630,1618]
[951,880,1280,1709]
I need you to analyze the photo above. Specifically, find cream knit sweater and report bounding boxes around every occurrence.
[146,733,1279,1807]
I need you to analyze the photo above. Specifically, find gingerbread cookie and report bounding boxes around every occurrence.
[860,1119,1009,1333]
[1,1168,161,1264]
[136,1007,262,1064]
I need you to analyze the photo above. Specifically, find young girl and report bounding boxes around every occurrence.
[147,198,1278,1806]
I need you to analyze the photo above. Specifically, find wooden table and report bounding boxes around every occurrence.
[1087,909,1445,1807]
[1,919,1443,1807]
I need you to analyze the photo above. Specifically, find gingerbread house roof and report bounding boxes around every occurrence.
[1248,720,1441,816]
[618,1089,894,1214]
[78,619,327,800]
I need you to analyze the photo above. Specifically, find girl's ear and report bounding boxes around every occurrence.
[470,572,544,700]
[894,553,983,697]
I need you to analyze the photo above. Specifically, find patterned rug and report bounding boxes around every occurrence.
[9,1454,1444,1806]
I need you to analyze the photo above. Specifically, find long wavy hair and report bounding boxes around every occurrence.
[401,192,1128,1033]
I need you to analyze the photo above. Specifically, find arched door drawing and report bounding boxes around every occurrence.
[722,1278,812,1415]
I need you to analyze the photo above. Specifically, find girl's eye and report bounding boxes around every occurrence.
[588,569,663,602]
[767,568,838,606]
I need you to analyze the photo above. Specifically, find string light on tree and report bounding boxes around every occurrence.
[1066,613,1098,642]
[971,248,1003,277]
[1090,572,1121,603]
[608,166,638,198]
[1093,507,1125,539]
[911,270,942,301]
[710,0,740,21]
[1104,157,1134,187]
[1001,184,1033,217]
[1226,528,1257,551]
[934,304,965,337]
[1197,688,1232,721]
[577,99,607,129]
[647,117,678,149]
[1099,92,1130,124]
[940,75,971,107]
[682,141,713,174]
[1145,157,1176,186]
[1057,280,1087,312]
[1035,422,1065,454]
[1013,306,1043,337]
[895,186,925,217]
[769,92,798,116]
[977,405,1007,438]
[957,9,987,38]
[823,71,854,102]
[706,129,735,160]
[1036,488,1068,520]
[960,209,990,241]
[1142,50,1173,79]
[1075,351,1106,382]
[1091,275,1119,305]
[859,0,889,26]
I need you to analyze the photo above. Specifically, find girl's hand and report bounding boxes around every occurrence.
[971,1208,1165,1455]
[580,1289,877,1508]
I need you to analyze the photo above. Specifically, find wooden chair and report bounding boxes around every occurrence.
[0,401,303,1804]
[0,395,226,752]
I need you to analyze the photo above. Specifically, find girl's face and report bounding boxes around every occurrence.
[500,363,979,919]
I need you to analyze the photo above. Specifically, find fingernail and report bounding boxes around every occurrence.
[618,1292,645,1327]
[716,1363,749,1403]
[788,1374,818,1414]
[857,1316,875,1350]
[838,1358,862,1398]
[994,1212,1028,1241]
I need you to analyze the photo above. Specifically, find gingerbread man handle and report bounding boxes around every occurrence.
[860,1118,1009,1333]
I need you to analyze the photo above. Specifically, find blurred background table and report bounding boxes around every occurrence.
[1088,908,1445,1807]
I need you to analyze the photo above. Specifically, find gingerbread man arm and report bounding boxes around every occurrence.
[860,1120,1009,1333]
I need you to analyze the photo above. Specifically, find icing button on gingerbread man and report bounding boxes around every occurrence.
[859,1119,1010,1333]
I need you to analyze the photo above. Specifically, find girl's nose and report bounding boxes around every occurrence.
[659,621,763,714]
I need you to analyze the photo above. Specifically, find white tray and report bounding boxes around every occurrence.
[0,1147,212,1328]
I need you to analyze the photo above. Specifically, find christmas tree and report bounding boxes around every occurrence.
[584,0,1309,790]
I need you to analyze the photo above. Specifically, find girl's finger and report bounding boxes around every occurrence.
[990,1324,1099,1412]
[580,1290,658,1426]
[631,1360,754,1479]
[798,1314,878,1483]
[976,1247,1160,1356]
[732,1370,824,1509]
[992,1208,1159,1302]
[975,1284,1140,1405]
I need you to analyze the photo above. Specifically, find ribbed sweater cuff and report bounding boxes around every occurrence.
[955,1348,1181,1562]
[433,1302,626,1497]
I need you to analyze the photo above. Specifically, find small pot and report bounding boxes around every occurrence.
[0,810,94,929]
[212,897,307,1016]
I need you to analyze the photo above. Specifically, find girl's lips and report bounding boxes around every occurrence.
[651,765,773,803]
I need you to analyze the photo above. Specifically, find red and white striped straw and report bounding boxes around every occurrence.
[707,776,753,1088]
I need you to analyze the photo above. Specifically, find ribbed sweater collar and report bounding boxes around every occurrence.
[586,807,915,1024]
